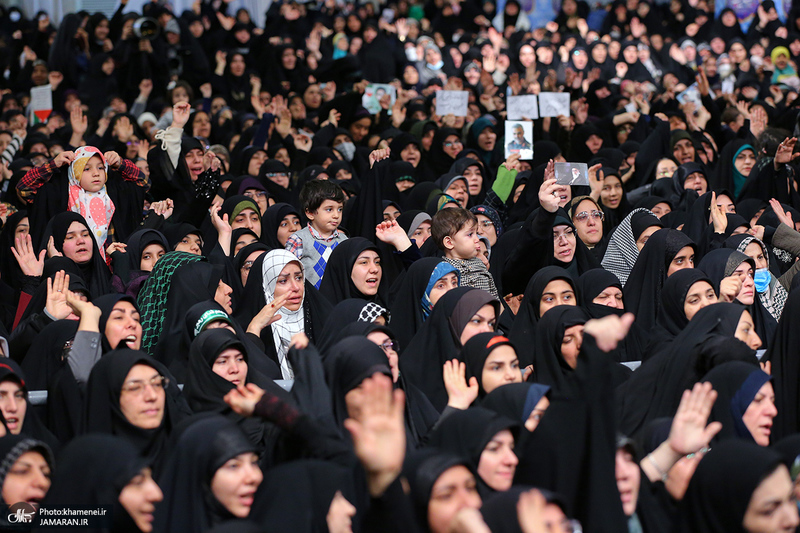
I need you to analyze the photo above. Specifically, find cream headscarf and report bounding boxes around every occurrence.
[262,249,306,379]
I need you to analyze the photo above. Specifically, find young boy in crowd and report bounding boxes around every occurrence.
[285,179,348,288]
[432,207,499,298]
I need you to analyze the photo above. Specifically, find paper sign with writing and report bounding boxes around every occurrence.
[507,95,539,120]
[435,90,469,117]
[538,92,571,118]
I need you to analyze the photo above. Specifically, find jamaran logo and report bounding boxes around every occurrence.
[7,502,36,524]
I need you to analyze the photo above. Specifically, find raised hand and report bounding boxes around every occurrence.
[443,359,479,409]
[375,220,412,251]
[246,292,290,335]
[343,373,406,497]
[769,198,794,228]
[224,383,266,417]
[54,151,75,168]
[583,313,635,352]
[45,271,72,320]
[668,382,721,455]
[171,102,191,129]
[517,489,548,533]
[70,107,88,140]
[104,151,122,170]
[538,177,561,214]
[719,275,742,302]
[369,148,391,168]
[11,234,45,277]
[774,137,800,168]
[709,192,728,234]
[113,116,134,143]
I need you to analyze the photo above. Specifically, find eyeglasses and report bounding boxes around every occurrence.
[478,220,494,228]
[574,210,604,222]
[241,260,254,272]
[379,339,400,353]
[244,190,268,199]
[657,169,675,177]
[553,228,575,242]
[443,140,463,148]
[265,173,288,179]
[121,375,169,395]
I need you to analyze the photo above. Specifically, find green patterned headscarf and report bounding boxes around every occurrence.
[138,251,204,354]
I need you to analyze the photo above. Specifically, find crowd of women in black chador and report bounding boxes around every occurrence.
[8,0,800,531]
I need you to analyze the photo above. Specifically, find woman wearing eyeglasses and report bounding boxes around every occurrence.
[568,195,606,258]
[83,349,187,476]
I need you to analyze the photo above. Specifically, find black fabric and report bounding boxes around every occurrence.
[0,210,27,288]
[0,359,58,450]
[152,261,224,381]
[249,459,359,533]
[13,256,88,329]
[576,268,623,318]
[323,336,392,431]
[387,257,453,351]
[83,348,186,473]
[400,287,500,412]
[47,211,112,297]
[698,247,776,349]
[617,303,757,437]
[460,332,517,399]
[425,407,519,495]
[327,320,440,447]
[645,268,713,360]
[154,415,258,533]
[481,382,551,424]
[702,361,770,444]
[37,434,147,533]
[260,202,300,250]
[317,298,385,356]
[185,328,285,446]
[402,450,474,532]
[508,266,576,367]
[532,305,589,393]
[768,289,800,440]
[27,162,146,260]
[514,333,629,533]
[92,293,139,353]
[20,319,77,391]
[624,228,696,332]
[231,252,331,365]
[676,440,782,533]
[319,237,387,306]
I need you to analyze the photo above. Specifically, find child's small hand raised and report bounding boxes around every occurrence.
[54,151,75,168]
[104,151,121,170]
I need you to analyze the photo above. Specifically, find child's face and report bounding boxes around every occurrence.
[80,155,107,193]
[306,199,343,235]
[776,53,789,69]
[447,222,480,259]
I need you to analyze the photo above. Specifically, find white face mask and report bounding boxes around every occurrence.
[406,48,419,62]
[718,63,733,78]
[335,142,356,162]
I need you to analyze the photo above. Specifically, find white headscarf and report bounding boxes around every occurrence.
[262,250,306,379]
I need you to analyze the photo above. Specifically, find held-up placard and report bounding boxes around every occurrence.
[30,84,52,124]
[435,90,469,117]
[506,95,539,120]
[538,92,571,118]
